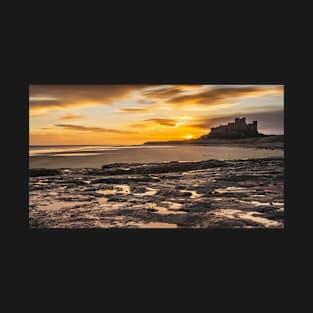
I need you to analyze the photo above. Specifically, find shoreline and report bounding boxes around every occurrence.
[30,156,283,176]
[144,135,284,150]
[29,144,284,169]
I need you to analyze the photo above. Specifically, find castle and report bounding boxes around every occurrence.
[201,117,261,140]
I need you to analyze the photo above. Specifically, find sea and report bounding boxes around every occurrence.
[29,145,175,156]
[29,144,284,168]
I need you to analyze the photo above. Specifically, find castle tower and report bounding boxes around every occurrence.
[252,120,257,131]
[235,118,240,128]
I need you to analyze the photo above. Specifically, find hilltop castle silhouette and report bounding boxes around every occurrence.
[200,117,262,139]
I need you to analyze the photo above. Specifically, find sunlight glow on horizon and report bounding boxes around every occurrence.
[184,135,194,139]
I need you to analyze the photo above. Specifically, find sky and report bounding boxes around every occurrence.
[29,84,284,145]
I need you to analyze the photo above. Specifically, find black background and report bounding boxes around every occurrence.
[5,4,309,310]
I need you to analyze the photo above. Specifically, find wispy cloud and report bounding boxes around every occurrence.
[116,108,150,113]
[165,85,283,106]
[29,85,152,115]
[142,86,185,98]
[145,118,178,127]
[58,113,85,120]
[55,124,136,134]
[130,118,182,128]
[116,103,165,114]
[141,85,204,99]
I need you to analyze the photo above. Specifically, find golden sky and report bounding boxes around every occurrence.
[29,84,284,145]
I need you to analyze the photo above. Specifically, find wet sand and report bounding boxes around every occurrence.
[29,144,283,169]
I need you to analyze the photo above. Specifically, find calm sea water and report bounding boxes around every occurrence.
[29,144,284,168]
[29,144,283,159]
[29,145,176,156]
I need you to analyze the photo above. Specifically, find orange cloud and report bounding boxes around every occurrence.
[142,85,204,99]
[116,103,168,114]
[29,85,152,115]
[145,119,178,127]
[142,86,185,98]
[55,124,136,134]
[58,113,85,120]
[116,108,150,113]
[130,118,180,128]
[165,85,283,106]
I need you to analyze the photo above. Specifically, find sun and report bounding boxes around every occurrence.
[184,135,193,139]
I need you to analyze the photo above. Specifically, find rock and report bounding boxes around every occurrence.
[180,192,193,197]
[259,211,284,221]
[146,208,157,212]
[183,202,212,212]
[30,169,61,177]
[107,196,126,202]
[29,157,284,229]
[131,186,146,193]
[247,207,276,213]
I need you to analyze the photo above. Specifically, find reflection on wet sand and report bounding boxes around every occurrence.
[138,222,177,228]
[213,209,281,228]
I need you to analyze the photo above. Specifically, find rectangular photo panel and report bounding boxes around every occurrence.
[29,84,284,229]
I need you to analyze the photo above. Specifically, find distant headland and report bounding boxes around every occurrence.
[144,117,284,149]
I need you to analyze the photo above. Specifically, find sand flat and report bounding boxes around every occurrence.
[29,144,283,169]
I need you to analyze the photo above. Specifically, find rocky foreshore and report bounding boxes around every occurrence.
[29,157,284,228]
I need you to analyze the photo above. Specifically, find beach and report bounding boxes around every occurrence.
[29,144,284,229]
[29,144,283,169]
[29,156,284,228]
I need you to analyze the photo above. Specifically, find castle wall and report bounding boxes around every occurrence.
[208,118,259,139]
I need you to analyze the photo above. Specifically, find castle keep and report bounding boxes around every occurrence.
[202,117,261,139]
